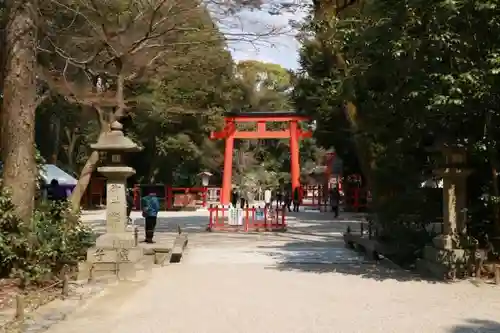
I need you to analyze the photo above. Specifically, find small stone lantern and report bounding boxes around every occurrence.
[198,171,213,187]
[80,121,143,280]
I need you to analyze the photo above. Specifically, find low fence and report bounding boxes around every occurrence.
[207,206,287,232]
[1,273,72,330]
[344,188,370,212]
[300,185,370,212]
[132,185,222,211]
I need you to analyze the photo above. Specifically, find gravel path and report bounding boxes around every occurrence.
[46,211,500,333]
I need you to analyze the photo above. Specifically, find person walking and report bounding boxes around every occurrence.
[141,191,160,243]
[231,188,239,207]
[275,187,283,208]
[283,190,292,212]
[264,188,272,210]
[292,187,300,212]
[330,186,341,218]
[240,195,246,209]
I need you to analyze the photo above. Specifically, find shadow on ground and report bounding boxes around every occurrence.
[261,236,440,283]
[84,215,209,236]
[449,319,500,333]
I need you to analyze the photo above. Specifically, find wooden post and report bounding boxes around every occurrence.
[62,274,69,298]
[15,294,24,321]
[88,264,95,283]
[495,265,500,285]
[134,226,139,246]
[475,259,481,279]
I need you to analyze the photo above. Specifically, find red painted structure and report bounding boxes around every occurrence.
[132,184,212,210]
[210,111,312,205]
[300,183,369,211]
[207,206,286,232]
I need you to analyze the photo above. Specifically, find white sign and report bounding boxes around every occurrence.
[255,210,265,221]
[228,207,243,226]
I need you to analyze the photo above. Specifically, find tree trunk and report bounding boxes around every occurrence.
[69,149,100,212]
[50,113,60,164]
[1,1,38,223]
[69,105,113,212]
[64,127,78,172]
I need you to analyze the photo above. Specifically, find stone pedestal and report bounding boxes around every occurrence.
[78,122,144,281]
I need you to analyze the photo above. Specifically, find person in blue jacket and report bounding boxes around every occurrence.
[141,191,160,243]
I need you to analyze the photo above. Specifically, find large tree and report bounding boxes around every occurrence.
[295,0,500,248]
[1,1,46,222]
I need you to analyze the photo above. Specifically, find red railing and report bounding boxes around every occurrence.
[301,185,327,207]
[207,206,287,232]
[132,185,213,210]
[344,187,370,212]
[299,184,370,212]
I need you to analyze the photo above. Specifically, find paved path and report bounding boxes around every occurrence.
[47,211,500,333]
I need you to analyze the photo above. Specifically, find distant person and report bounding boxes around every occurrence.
[264,188,272,210]
[284,190,291,212]
[292,187,300,212]
[231,188,239,207]
[275,188,283,208]
[47,179,66,220]
[141,191,160,243]
[330,186,340,218]
[47,179,66,202]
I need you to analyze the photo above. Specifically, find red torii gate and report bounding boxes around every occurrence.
[210,111,313,205]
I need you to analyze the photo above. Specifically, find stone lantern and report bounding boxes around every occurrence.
[198,171,213,187]
[80,121,144,280]
[418,143,472,279]
[431,143,471,246]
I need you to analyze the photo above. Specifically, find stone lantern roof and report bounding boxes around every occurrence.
[91,121,141,152]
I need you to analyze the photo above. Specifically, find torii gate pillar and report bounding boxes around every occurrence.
[211,111,312,205]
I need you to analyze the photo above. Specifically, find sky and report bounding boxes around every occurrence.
[218,5,308,70]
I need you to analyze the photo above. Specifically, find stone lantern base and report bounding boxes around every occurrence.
[417,235,472,279]
[77,230,147,281]
[78,244,145,281]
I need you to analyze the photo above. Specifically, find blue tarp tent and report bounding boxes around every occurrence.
[40,164,77,199]
[40,164,77,185]
[0,163,78,199]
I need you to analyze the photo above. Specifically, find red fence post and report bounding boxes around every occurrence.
[264,206,268,229]
[163,185,168,210]
[354,188,360,212]
[208,205,214,230]
[244,207,249,232]
[133,184,141,210]
[215,206,220,228]
[167,186,173,210]
[282,206,286,227]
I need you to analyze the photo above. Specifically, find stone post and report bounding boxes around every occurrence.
[78,121,143,280]
[418,144,472,279]
[432,147,471,249]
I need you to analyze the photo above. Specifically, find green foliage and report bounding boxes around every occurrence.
[294,0,500,257]
[0,189,95,285]
[233,60,293,111]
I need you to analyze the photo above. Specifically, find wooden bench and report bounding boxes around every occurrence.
[343,227,396,261]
